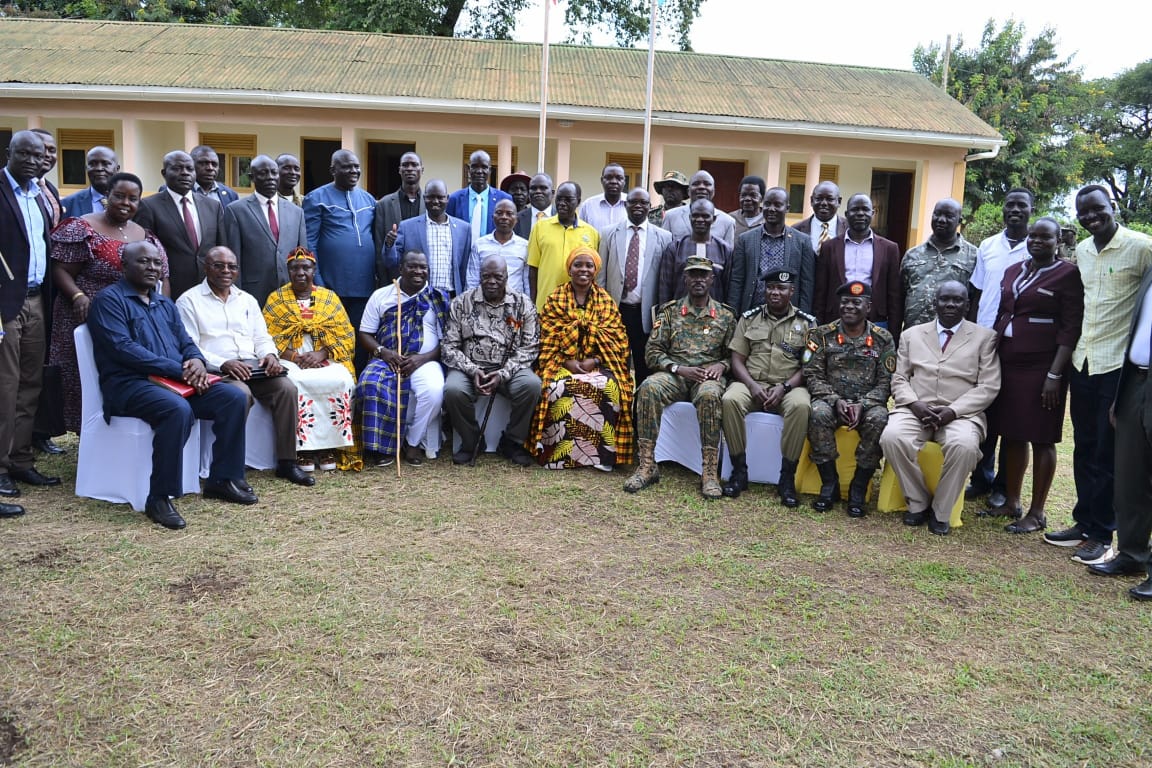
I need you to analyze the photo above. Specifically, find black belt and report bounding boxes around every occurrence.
[619,302,641,310]
[26,284,41,297]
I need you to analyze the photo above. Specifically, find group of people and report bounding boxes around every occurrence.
[4,130,1152,603]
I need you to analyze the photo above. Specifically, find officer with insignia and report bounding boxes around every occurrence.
[625,255,736,499]
[804,280,896,516]
[720,269,815,504]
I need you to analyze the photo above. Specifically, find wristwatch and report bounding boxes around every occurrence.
[670,364,680,375]
[780,382,793,393]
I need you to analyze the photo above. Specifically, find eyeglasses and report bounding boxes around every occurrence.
[208,262,239,272]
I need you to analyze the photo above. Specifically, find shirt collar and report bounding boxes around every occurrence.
[167,188,194,206]
[254,191,276,206]
[845,229,874,244]
[4,167,37,195]
[936,318,962,335]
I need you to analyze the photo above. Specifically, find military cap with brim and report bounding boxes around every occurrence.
[654,171,690,193]
[683,255,715,273]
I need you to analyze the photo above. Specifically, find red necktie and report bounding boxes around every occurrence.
[181,197,199,250]
[267,199,280,243]
[624,225,640,295]
[941,328,954,352]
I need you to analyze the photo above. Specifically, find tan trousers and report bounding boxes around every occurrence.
[879,409,983,522]
[720,382,810,459]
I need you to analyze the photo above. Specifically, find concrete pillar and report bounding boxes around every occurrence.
[341,125,358,154]
[765,150,781,188]
[804,152,821,216]
[555,137,571,186]
[184,121,199,152]
[121,117,140,177]
[498,133,513,179]
[648,141,665,196]
[27,115,42,130]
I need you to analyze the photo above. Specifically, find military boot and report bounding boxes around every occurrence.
[623,438,660,493]
[700,446,722,500]
[812,461,839,512]
[721,452,748,498]
[846,465,875,518]
[777,457,799,508]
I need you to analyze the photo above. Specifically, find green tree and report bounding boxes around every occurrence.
[5,0,705,50]
[913,19,1093,213]
[1081,61,1152,225]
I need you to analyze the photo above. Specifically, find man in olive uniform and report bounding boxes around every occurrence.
[625,255,736,499]
[720,269,815,504]
[804,281,896,517]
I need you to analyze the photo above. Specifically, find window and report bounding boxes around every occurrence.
[786,163,839,213]
[58,129,116,188]
[606,152,643,191]
[461,144,520,188]
[199,133,257,190]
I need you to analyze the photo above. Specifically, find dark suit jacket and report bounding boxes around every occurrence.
[0,178,52,322]
[445,186,513,237]
[223,194,308,306]
[1117,265,1152,406]
[372,188,425,285]
[515,205,554,240]
[727,225,816,315]
[386,215,472,296]
[61,186,98,218]
[792,214,849,242]
[134,191,225,300]
[815,233,904,340]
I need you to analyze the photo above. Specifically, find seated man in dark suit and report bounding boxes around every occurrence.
[87,241,256,530]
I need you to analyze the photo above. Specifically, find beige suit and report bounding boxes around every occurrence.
[880,319,1001,521]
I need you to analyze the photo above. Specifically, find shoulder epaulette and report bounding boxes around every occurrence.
[742,306,764,319]
[656,300,678,315]
[796,310,817,324]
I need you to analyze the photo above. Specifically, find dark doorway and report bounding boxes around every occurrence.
[301,138,341,195]
[700,159,747,214]
[366,141,417,199]
[870,170,915,254]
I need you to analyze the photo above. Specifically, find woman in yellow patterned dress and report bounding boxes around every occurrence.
[529,245,634,469]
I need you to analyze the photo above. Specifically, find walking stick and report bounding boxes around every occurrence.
[469,303,520,466]
[394,279,402,479]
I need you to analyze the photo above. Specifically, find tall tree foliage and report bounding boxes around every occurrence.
[1081,61,1152,224]
[4,0,705,50]
[913,20,1092,212]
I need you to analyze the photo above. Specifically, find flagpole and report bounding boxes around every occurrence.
[640,0,658,190]
[538,0,552,174]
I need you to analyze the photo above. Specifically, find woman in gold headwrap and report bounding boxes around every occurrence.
[262,248,360,471]
[528,245,634,469]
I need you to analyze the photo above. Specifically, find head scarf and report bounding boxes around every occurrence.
[286,246,317,264]
[565,244,601,275]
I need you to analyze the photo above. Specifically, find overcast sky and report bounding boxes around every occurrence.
[512,0,1145,81]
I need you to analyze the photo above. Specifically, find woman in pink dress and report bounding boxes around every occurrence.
[49,172,170,433]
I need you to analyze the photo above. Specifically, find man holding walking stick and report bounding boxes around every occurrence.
[442,254,541,466]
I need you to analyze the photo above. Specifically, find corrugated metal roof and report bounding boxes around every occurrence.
[0,18,1001,141]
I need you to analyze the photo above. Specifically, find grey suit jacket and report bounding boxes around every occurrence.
[372,188,425,285]
[596,221,673,333]
[661,205,736,248]
[1116,265,1152,406]
[223,194,308,306]
[891,319,1001,430]
[727,225,816,315]
[134,191,225,300]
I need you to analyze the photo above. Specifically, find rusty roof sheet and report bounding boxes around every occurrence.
[0,18,1001,140]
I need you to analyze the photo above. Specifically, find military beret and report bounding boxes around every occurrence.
[836,281,871,298]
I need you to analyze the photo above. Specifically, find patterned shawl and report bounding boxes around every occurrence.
[263,285,357,378]
[531,282,634,463]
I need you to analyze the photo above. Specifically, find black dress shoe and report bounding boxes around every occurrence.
[34,436,66,455]
[144,495,186,530]
[0,502,26,518]
[203,479,259,505]
[1129,578,1152,601]
[1088,555,1146,577]
[10,468,61,487]
[903,509,928,527]
[276,462,316,487]
[0,475,20,498]
[928,516,951,536]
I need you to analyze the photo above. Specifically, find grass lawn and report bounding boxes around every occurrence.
[2,422,1151,767]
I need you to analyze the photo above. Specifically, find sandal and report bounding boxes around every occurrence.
[977,504,1023,519]
[1005,513,1047,534]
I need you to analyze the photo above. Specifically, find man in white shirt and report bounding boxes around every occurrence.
[176,246,314,487]
[578,162,628,233]
[468,199,529,295]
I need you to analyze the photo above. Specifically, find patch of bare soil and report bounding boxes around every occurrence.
[19,546,76,569]
[168,570,244,603]
[0,716,26,766]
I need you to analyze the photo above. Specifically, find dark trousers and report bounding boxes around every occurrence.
[1069,364,1121,543]
[443,368,541,448]
[970,433,1006,493]
[1114,366,1152,570]
[619,303,651,386]
[0,293,45,474]
[118,380,248,498]
[225,375,299,461]
[342,296,370,375]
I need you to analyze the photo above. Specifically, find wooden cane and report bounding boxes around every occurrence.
[394,279,402,479]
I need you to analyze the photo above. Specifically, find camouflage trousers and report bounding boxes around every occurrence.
[634,372,725,449]
[720,382,811,460]
[808,401,888,469]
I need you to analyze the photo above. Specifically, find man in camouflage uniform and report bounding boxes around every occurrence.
[900,198,978,327]
[720,269,815,504]
[804,281,896,517]
[625,255,736,499]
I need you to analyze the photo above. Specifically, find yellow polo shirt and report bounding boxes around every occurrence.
[526,215,600,310]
